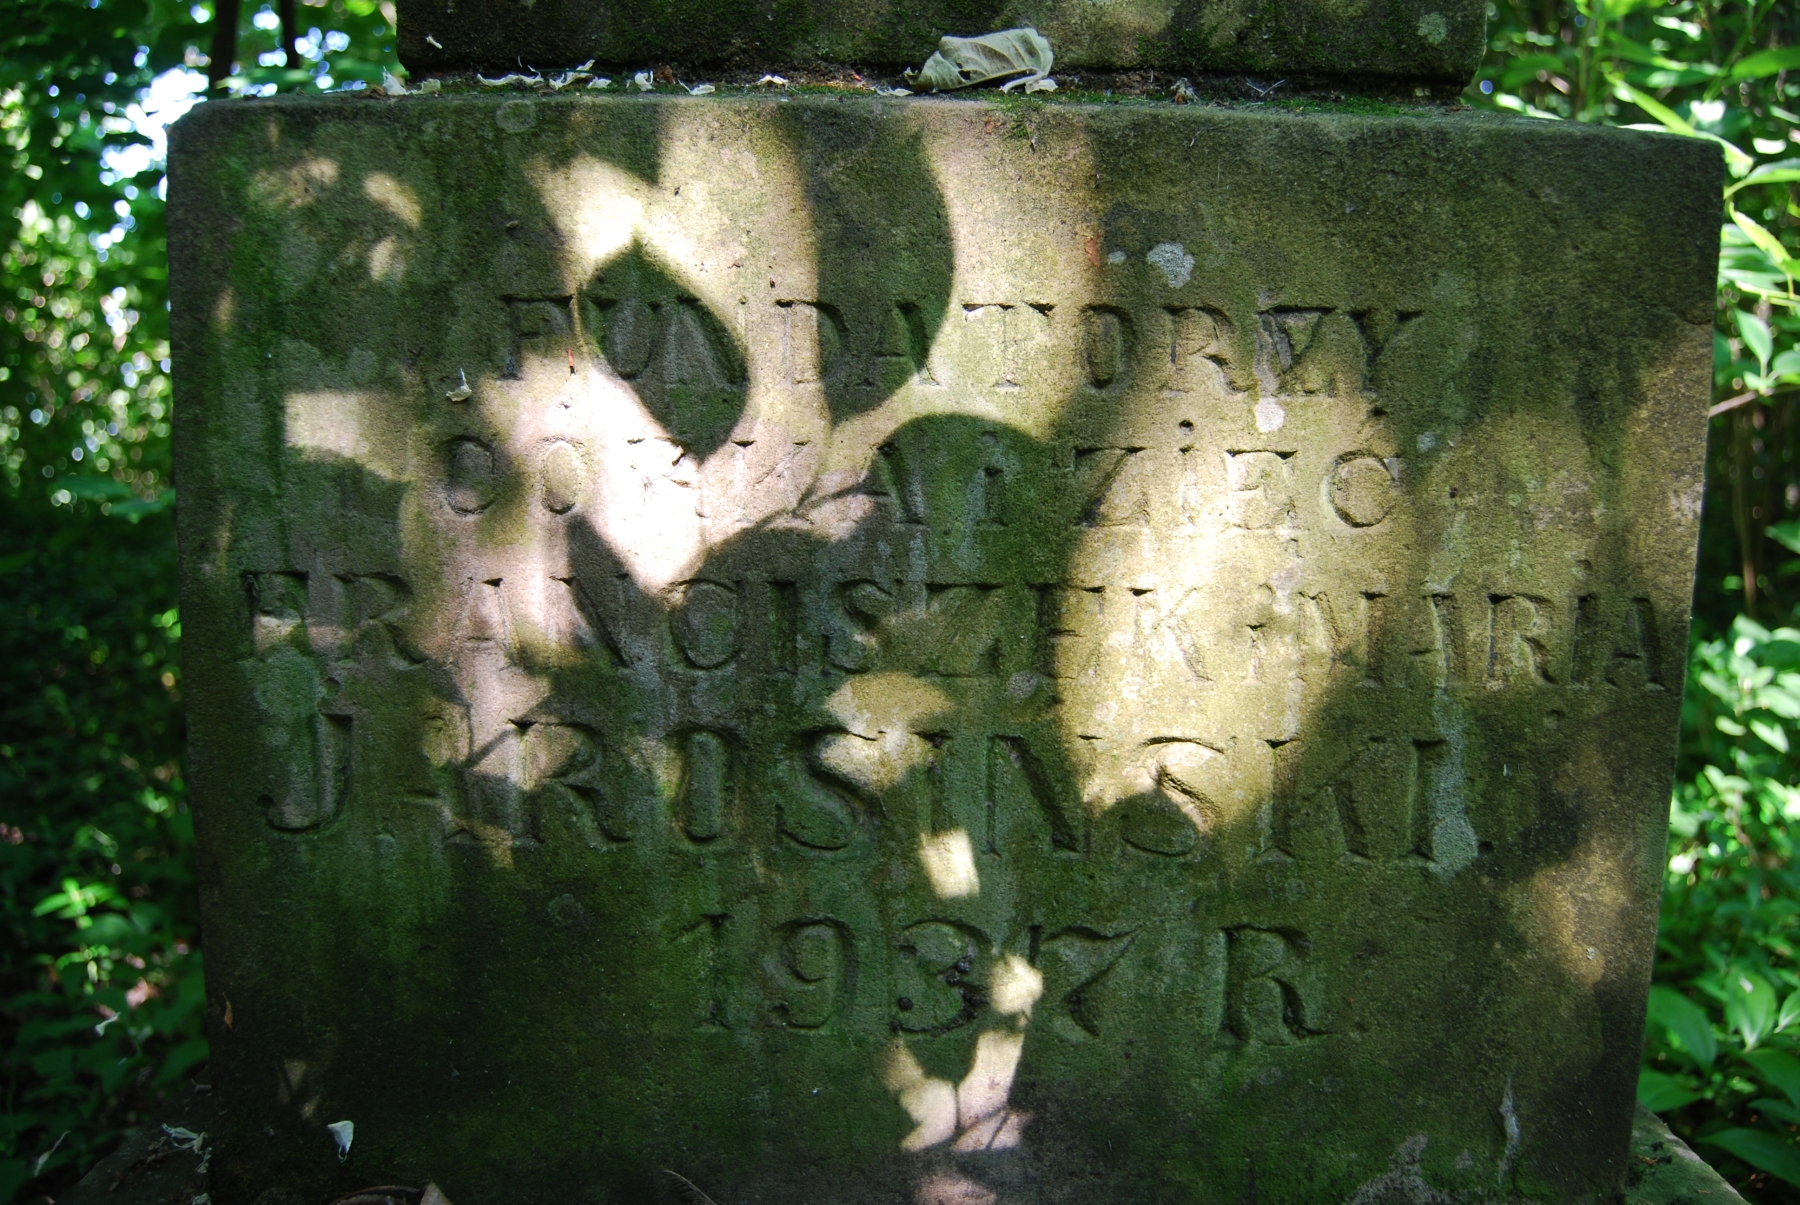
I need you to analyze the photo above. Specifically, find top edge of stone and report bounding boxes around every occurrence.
[396,0,1488,87]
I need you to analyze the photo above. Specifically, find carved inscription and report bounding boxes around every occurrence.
[233,236,1688,1122]
[769,919,853,1029]
[675,729,732,842]
[648,912,1318,1048]
[1224,928,1324,1045]
[894,921,986,1034]
[1036,927,1135,1038]
[1328,454,1399,527]
[242,571,352,832]
[671,580,741,670]
[1226,451,1293,530]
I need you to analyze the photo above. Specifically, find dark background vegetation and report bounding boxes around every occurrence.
[1,0,1797,1199]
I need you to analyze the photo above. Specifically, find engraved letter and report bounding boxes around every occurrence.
[1487,595,1555,685]
[1224,928,1322,1044]
[769,919,854,1030]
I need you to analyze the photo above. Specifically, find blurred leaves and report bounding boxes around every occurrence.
[1,2,396,1203]
[0,499,200,1202]
[1647,620,1800,1198]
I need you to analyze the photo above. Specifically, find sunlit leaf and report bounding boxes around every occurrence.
[1611,78,1755,173]
[1782,991,1800,1033]
[1738,310,1775,369]
[1732,208,1797,268]
[1729,158,1800,196]
[1750,718,1790,753]
[1732,47,1800,81]
[1728,971,1780,1049]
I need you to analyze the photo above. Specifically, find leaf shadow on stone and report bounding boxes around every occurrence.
[775,104,955,426]
[189,96,1711,1205]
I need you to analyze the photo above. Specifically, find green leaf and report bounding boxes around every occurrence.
[1738,310,1775,370]
[1780,990,1800,1033]
[154,1036,210,1087]
[1611,77,1698,133]
[1500,52,1566,89]
[1750,718,1790,753]
[1755,1098,1800,1126]
[1717,716,1748,736]
[1702,1127,1800,1187]
[1732,47,1800,81]
[1638,1067,1700,1112]
[1731,209,1798,271]
[1773,349,1800,380]
[1638,67,1719,89]
[1729,158,1800,196]
[1669,793,1703,840]
[0,1160,31,1205]
[1649,985,1718,1068]
[1728,971,1780,1049]
[1771,522,1800,556]
[108,489,176,522]
[1746,1048,1800,1109]
[1610,79,1754,174]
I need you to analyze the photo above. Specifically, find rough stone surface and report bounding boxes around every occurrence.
[1622,1109,1748,1204]
[395,0,1488,86]
[169,92,1719,1205]
[58,1102,1750,1204]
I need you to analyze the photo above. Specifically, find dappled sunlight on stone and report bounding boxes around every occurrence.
[283,391,397,477]
[521,136,837,595]
[826,672,953,737]
[366,234,406,282]
[989,953,1044,1018]
[915,1174,996,1205]
[918,828,979,899]
[362,171,422,227]
[884,1041,958,1152]
[955,1029,1025,1142]
[250,154,339,208]
[884,1024,1032,1156]
[173,80,1717,1205]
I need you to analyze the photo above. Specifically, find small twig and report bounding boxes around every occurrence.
[1710,390,1762,417]
[1710,387,1799,417]
[665,1170,721,1205]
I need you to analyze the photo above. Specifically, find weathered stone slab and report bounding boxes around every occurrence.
[1624,1108,1748,1205]
[395,0,1489,86]
[169,93,1718,1205]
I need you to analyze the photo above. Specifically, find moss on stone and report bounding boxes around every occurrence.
[171,93,1717,1204]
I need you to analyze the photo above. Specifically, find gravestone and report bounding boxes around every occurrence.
[168,19,1721,1204]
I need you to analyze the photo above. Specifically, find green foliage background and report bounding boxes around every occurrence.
[0,0,1797,1200]
[0,2,399,1201]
